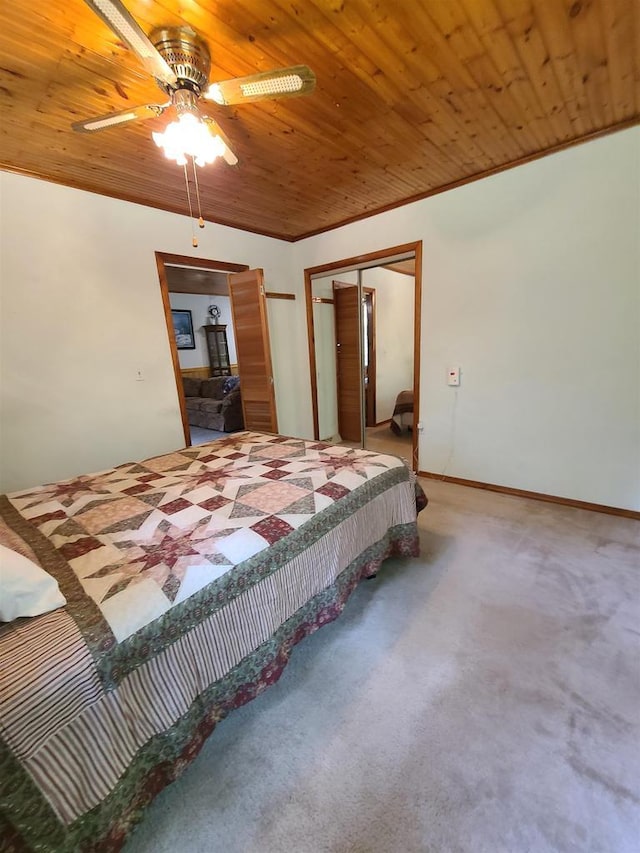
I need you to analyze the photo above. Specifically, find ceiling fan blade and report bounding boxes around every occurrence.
[204,65,315,106]
[82,0,178,87]
[202,117,239,165]
[72,103,169,133]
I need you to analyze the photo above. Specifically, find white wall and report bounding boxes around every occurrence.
[168,293,237,369]
[361,267,414,422]
[0,174,298,493]
[2,127,638,509]
[292,127,640,511]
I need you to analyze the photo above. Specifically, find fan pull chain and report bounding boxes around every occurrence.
[192,157,205,230]
[183,163,198,247]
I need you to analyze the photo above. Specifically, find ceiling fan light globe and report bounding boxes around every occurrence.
[209,134,226,158]
[153,112,225,166]
[206,83,225,105]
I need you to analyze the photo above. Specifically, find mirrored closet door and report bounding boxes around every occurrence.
[308,250,418,467]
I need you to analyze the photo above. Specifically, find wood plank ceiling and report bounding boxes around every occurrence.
[165,266,231,295]
[1,0,638,240]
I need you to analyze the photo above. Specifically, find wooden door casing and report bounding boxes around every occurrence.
[333,281,362,443]
[228,269,278,434]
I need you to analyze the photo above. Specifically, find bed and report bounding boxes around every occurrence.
[0,431,427,851]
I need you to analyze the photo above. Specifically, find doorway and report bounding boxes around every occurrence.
[304,242,422,471]
[155,252,248,447]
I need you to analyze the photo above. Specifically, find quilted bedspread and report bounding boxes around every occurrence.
[0,432,424,851]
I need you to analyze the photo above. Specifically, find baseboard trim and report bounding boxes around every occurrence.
[417,472,640,520]
[373,418,392,427]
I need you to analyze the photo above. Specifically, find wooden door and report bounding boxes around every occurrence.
[228,269,278,433]
[333,281,362,443]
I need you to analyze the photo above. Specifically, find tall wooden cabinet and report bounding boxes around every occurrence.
[203,325,232,376]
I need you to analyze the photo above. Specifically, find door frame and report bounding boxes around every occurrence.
[304,241,422,470]
[155,251,249,447]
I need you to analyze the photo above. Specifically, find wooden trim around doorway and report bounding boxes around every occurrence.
[155,251,249,447]
[305,241,421,278]
[156,254,249,272]
[412,242,422,472]
[305,268,321,441]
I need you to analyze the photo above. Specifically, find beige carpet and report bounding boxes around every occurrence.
[365,423,413,459]
[124,479,639,853]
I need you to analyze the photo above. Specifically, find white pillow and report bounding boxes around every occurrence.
[0,544,66,621]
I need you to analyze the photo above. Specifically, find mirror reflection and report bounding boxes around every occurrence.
[311,259,415,462]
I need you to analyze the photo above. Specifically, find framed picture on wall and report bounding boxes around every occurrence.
[171,309,196,350]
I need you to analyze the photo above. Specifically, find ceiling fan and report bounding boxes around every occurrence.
[72,0,316,169]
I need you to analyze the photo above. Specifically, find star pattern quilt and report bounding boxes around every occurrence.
[0,432,425,851]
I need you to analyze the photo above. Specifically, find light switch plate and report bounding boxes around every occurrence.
[447,367,460,386]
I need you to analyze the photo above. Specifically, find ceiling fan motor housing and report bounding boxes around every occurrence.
[151,27,211,93]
